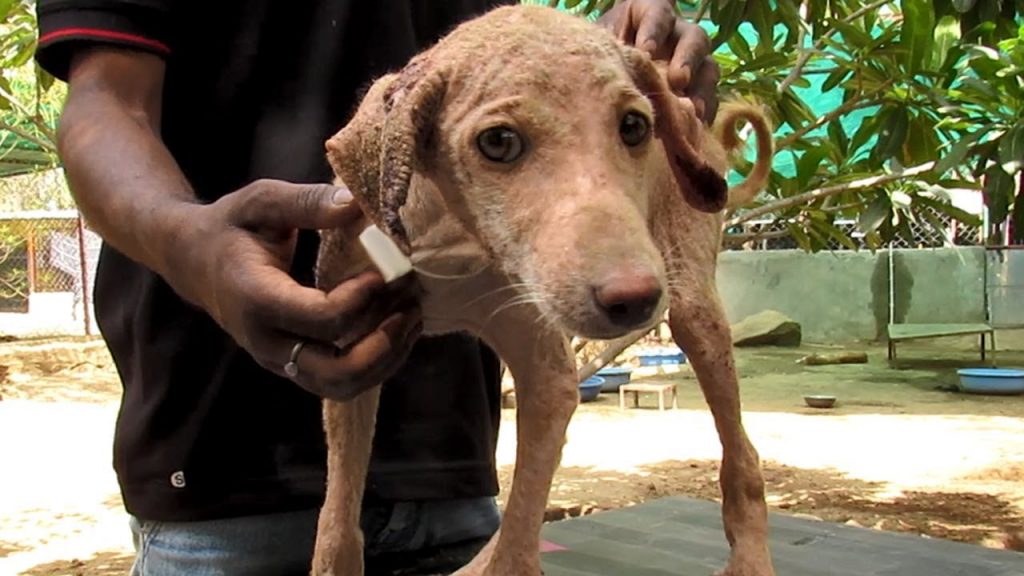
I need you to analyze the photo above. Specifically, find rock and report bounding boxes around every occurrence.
[732,310,802,347]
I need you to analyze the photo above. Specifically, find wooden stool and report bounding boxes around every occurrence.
[618,382,678,411]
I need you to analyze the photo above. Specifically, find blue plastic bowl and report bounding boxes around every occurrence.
[596,366,633,392]
[579,376,605,402]
[957,368,1024,395]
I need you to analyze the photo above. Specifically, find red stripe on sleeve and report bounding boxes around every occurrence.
[38,28,170,54]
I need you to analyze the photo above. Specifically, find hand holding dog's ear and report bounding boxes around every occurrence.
[598,0,720,123]
[167,179,423,401]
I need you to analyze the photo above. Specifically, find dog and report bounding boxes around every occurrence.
[311,5,775,576]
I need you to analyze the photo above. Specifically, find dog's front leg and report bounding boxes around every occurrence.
[668,290,775,576]
[453,323,578,576]
[311,389,382,576]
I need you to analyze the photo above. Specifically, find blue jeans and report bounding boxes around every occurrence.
[128,498,501,576]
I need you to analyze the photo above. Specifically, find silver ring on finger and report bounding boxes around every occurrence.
[284,341,306,378]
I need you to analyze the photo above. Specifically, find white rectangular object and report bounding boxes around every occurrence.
[358,224,413,283]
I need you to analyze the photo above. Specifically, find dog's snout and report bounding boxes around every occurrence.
[592,271,663,329]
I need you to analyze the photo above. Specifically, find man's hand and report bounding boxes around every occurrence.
[171,179,423,401]
[598,0,721,123]
[58,48,419,401]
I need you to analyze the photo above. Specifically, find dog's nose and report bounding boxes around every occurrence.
[592,272,663,328]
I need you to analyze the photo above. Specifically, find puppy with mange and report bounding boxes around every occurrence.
[312,5,775,576]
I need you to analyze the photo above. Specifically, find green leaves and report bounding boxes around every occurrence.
[932,15,963,70]
[984,165,1014,225]
[952,0,978,12]
[708,0,748,50]
[999,123,1024,174]
[859,195,891,236]
[904,112,940,165]
[0,0,63,177]
[933,127,992,175]
[928,24,1024,238]
[696,0,1024,251]
[902,0,936,72]
[545,0,613,18]
[1013,185,1024,242]
[876,108,909,162]
[796,146,829,190]
[0,0,16,22]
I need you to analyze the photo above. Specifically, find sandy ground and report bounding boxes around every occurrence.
[1,335,1023,575]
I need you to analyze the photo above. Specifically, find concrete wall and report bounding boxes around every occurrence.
[715,247,988,343]
[988,248,1024,328]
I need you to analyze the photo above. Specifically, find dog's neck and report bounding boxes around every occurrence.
[396,173,496,283]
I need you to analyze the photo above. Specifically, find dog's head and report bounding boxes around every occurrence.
[326,5,727,339]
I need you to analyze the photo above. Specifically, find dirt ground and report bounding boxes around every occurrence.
[1,333,1023,575]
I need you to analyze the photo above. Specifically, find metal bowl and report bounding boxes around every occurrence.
[803,394,837,409]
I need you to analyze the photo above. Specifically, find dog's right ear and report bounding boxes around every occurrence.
[619,46,728,213]
[325,55,447,252]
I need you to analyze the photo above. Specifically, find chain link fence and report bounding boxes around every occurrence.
[724,203,985,252]
[0,210,99,338]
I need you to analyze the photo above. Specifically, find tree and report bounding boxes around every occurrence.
[0,0,72,212]
[534,0,1023,249]
[934,20,1024,244]
[0,0,60,178]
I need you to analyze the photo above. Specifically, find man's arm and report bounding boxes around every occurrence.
[59,47,196,279]
[56,46,422,399]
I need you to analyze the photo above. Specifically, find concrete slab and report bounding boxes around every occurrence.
[540,496,1024,575]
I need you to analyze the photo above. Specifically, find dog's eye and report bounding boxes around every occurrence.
[477,127,524,163]
[620,112,650,147]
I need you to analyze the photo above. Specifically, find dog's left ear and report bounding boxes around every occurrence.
[620,46,728,213]
[325,55,447,251]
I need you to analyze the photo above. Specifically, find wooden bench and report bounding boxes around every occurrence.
[618,382,677,411]
[887,322,995,368]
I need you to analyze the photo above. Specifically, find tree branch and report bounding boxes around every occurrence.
[721,228,792,246]
[0,85,58,152]
[777,97,885,149]
[0,86,58,146]
[0,120,56,155]
[725,161,936,228]
[777,0,896,94]
[694,0,711,23]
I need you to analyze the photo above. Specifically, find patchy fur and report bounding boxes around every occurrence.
[313,5,776,576]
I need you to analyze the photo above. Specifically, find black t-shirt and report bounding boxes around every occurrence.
[35,0,514,523]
